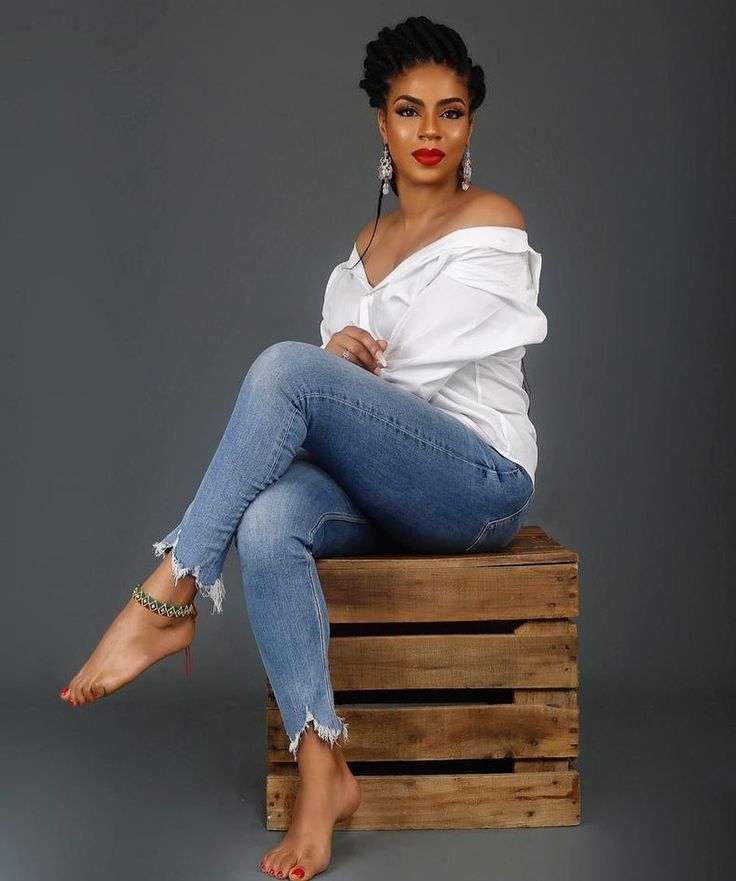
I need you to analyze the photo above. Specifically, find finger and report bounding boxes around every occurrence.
[343,328,388,368]
[336,331,383,372]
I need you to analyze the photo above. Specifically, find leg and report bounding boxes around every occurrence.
[237,453,396,879]
[152,340,533,615]
[61,340,532,708]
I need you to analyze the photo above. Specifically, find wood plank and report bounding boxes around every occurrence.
[266,700,579,763]
[315,525,578,574]
[320,562,578,623]
[266,770,580,830]
[326,628,578,690]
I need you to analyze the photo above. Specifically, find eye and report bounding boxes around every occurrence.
[395,106,466,120]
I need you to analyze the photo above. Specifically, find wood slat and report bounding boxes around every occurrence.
[266,699,579,763]
[266,770,580,830]
[326,627,578,690]
[316,526,578,623]
[316,525,577,572]
[320,562,578,623]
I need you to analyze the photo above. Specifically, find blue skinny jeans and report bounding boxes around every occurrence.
[153,341,534,759]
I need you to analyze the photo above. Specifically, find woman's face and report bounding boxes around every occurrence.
[377,61,474,193]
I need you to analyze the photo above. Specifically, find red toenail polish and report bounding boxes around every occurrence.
[69,700,76,706]
[277,873,283,878]
[60,687,69,697]
[292,870,305,879]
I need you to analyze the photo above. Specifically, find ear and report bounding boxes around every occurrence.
[377,107,387,141]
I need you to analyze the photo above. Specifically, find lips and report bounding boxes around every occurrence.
[412,148,445,166]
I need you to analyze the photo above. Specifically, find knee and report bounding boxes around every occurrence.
[245,340,318,390]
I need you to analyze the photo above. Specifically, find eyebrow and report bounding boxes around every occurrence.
[392,94,466,107]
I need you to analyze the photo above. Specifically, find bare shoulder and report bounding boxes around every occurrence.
[461,189,526,231]
[355,211,398,253]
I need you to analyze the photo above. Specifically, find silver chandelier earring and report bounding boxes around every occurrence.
[461,144,472,191]
[378,143,393,194]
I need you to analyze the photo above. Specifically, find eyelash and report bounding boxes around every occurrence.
[396,107,465,120]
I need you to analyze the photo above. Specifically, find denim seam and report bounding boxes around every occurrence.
[294,391,494,476]
[262,402,307,487]
[303,539,340,741]
[299,512,369,749]
[463,490,535,553]
[307,512,372,545]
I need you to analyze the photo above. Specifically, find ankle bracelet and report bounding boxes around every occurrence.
[132,582,196,618]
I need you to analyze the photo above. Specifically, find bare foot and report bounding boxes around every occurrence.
[260,725,361,880]
[59,552,198,706]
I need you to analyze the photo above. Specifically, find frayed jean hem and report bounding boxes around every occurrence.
[152,527,225,616]
[287,705,349,762]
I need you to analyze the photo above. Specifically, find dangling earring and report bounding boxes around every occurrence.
[378,143,393,194]
[460,144,472,191]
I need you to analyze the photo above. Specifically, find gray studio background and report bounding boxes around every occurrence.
[3,2,733,881]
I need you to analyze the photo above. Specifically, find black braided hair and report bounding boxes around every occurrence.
[348,15,533,411]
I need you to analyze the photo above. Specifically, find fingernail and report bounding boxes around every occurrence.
[375,353,387,366]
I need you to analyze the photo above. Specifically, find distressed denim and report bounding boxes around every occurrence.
[153,341,534,759]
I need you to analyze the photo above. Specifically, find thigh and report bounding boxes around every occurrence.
[235,448,402,560]
[269,342,533,554]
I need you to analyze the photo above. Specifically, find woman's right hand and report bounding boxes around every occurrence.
[323,326,388,376]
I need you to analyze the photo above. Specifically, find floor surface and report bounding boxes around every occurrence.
[2,691,733,881]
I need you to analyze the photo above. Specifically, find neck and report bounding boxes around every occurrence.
[393,177,470,232]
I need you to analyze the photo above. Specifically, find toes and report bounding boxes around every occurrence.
[260,852,290,877]
[88,681,106,702]
[288,865,309,880]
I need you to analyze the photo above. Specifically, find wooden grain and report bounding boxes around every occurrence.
[266,697,579,762]
[326,627,578,690]
[266,770,581,830]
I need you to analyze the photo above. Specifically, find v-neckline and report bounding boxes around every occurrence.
[350,224,529,292]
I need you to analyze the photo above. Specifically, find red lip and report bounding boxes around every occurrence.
[412,149,445,166]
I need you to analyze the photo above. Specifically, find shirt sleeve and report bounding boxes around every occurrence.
[378,246,547,401]
[318,264,342,348]
[319,317,330,349]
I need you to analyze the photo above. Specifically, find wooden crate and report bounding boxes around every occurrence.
[266,524,580,830]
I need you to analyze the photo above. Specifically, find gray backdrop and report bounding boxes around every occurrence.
[3,2,733,880]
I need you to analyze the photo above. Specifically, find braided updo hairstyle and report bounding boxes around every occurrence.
[348,16,534,411]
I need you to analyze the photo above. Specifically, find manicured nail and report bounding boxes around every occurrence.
[59,687,69,697]
[292,869,305,880]
[69,699,76,706]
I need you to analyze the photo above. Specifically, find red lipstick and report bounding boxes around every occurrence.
[411,148,446,166]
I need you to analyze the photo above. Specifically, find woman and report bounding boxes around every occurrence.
[59,15,547,881]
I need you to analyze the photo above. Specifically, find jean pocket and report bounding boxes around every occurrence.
[462,489,535,554]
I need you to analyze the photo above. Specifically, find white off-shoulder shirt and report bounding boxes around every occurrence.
[318,225,547,486]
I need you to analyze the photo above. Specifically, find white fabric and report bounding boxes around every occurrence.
[318,225,547,486]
